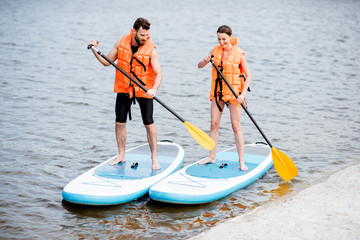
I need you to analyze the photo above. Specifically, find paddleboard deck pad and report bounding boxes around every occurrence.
[62,141,184,205]
[149,143,272,204]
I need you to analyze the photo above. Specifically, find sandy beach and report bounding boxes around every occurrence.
[191,164,360,240]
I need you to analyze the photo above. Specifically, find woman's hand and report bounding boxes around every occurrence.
[202,54,211,63]
[198,53,212,68]
[88,40,99,49]
[236,93,245,104]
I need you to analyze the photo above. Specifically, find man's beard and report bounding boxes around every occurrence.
[135,34,146,46]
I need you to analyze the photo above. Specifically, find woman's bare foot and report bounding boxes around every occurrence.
[109,154,126,165]
[152,160,161,170]
[198,157,216,165]
[239,161,248,171]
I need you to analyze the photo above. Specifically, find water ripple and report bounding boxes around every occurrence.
[1,0,360,239]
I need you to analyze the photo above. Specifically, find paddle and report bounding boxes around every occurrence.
[209,56,298,181]
[87,45,215,151]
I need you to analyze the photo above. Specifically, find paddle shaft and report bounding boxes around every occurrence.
[209,57,273,148]
[88,45,186,123]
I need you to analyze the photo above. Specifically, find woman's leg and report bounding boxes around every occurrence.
[229,103,248,171]
[198,100,224,164]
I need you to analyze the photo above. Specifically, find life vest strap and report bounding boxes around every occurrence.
[130,70,146,86]
[129,55,146,102]
[132,56,147,72]
[215,72,249,111]
[214,63,224,112]
[126,69,147,122]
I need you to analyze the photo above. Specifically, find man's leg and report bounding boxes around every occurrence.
[145,123,160,170]
[138,97,160,170]
[109,122,126,165]
[110,93,130,165]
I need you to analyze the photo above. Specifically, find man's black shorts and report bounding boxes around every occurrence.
[115,93,154,125]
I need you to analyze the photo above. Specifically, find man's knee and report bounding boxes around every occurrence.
[144,123,155,129]
[144,123,157,133]
[116,122,126,128]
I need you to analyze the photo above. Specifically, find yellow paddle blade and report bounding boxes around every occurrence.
[184,121,215,151]
[271,147,298,181]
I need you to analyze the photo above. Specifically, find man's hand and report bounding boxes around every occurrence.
[146,89,157,98]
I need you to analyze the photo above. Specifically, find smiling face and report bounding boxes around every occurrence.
[217,32,232,49]
[133,27,149,46]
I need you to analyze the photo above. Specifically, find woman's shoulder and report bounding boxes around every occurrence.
[234,46,245,55]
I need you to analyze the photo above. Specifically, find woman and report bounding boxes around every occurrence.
[198,25,251,171]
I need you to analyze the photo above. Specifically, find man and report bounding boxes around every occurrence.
[89,18,162,170]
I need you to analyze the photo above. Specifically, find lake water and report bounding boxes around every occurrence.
[1,0,359,239]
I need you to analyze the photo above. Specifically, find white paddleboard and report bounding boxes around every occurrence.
[149,143,272,204]
[62,141,184,205]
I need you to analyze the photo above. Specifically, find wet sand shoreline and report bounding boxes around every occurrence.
[191,164,360,240]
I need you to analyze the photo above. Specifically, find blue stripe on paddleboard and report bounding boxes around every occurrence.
[94,154,173,180]
[62,142,184,206]
[185,153,266,179]
[186,162,258,179]
[216,153,267,164]
[150,160,273,204]
[62,188,149,206]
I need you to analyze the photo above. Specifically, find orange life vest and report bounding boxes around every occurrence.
[115,29,156,98]
[210,37,246,108]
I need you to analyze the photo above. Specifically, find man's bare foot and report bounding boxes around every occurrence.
[109,154,126,165]
[239,161,248,171]
[152,161,161,170]
[198,157,216,165]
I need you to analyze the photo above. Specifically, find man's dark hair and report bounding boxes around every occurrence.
[133,18,151,31]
